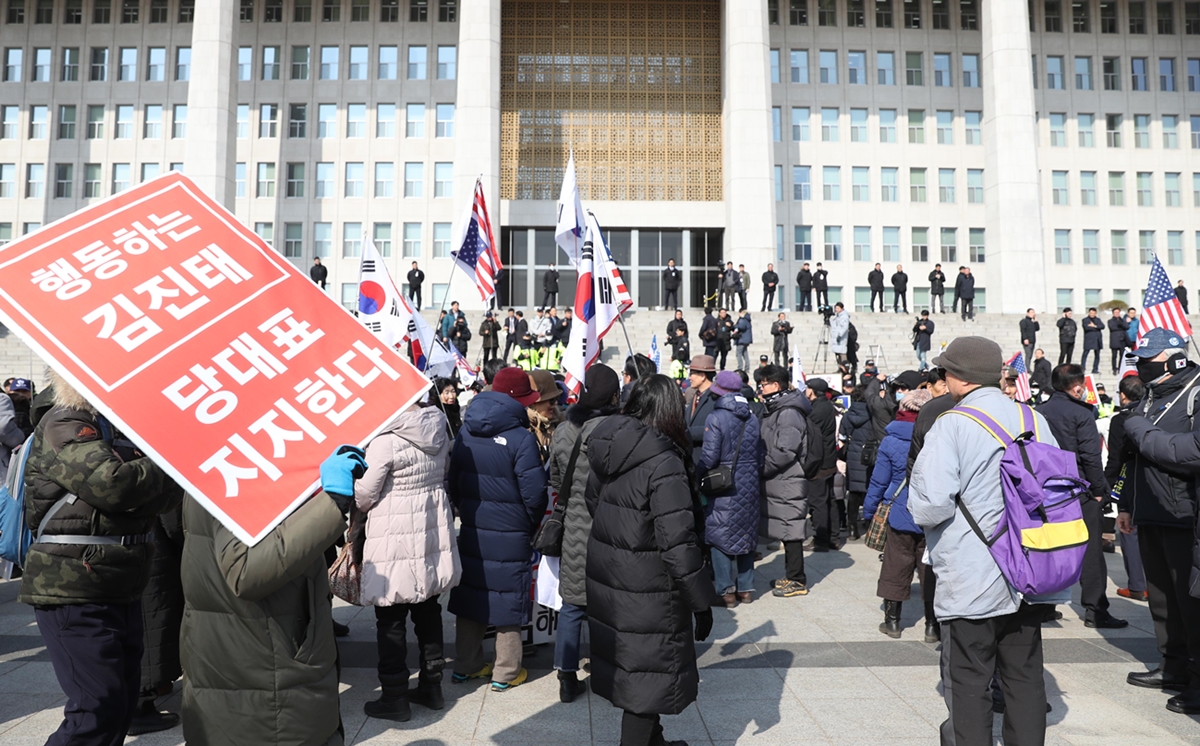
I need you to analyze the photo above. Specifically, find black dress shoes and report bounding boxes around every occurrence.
[1127,668,1188,690]
[1166,688,1200,714]
[1084,612,1128,629]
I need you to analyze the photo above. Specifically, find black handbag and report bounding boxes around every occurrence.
[861,437,880,467]
[699,421,748,496]
[531,434,584,557]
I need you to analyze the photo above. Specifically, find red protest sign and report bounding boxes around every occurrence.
[0,172,431,545]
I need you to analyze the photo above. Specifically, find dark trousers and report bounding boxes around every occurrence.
[761,288,775,311]
[621,711,664,746]
[717,343,730,370]
[1111,348,1124,374]
[1022,344,1035,369]
[870,288,885,312]
[941,602,1046,746]
[774,348,786,365]
[924,563,938,621]
[664,288,679,309]
[878,526,927,607]
[1139,524,1200,686]
[846,491,865,535]
[809,476,836,548]
[704,343,717,359]
[375,595,445,692]
[960,298,974,320]
[952,293,959,312]
[503,335,517,361]
[1058,344,1074,365]
[409,286,422,309]
[893,289,908,313]
[931,292,944,313]
[783,540,807,585]
[1081,347,1100,373]
[482,346,497,363]
[815,289,828,307]
[737,290,747,311]
[1078,497,1110,618]
[541,292,557,309]
[36,601,144,746]
[798,289,813,311]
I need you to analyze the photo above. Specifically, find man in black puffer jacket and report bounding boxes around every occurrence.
[804,379,840,551]
[1037,364,1125,630]
[21,371,182,745]
[1117,329,1200,714]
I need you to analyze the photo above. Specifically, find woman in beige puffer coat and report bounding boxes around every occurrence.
[354,403,460,722]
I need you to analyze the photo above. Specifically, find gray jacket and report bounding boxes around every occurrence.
[758,390,812,542]
[830,311,850,354]
[910,387,1067,621]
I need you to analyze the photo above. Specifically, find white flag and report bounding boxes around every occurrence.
[357,236,407,350]
[561,224,601,395]
[554,152,586,268]
[650,334,663,373]
[389,273,456,379]
[792,344,807,392]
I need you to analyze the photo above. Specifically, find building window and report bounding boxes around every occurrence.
[1045,0,1064,30]
[848,51,866,84]
[179,0,194,22]
[381,0,399,21]
[1136,171,1153,205]
[439,0,456,22]
[1046,56,1064,89]
[905,51,923,85]
[92,0,110,23]
[1167,231,1183,265]
[1131,57,1148,90]
[240,0,254,22]
[378,104,396,137]
[933,53,951,87]
[963,54,979,87]
[236,104,249,138]
[854,226,871,262]
[322,0,340,21]
[343,223,363,258]
[875,0,892,27]
[82,163,101,198]
[29,105,47,139]
[911,227,928,262]
[348,46,368,80]
[120,0,137,23]
[789,49,809,83]
[1160,58,1176,91]
[58,105,75,139]
[1052,171,1069,205]
[436,104,454,137]
[317,104,336,138]
[1194,173,1200,206]
[408,46,427,79]
[794,225,813,261]
[344,163,364,198]
[292,46,310,80]
[940,228,957,263]
[349,0,369,21]
[936,110,953,144]
[769,49,780,83]
[254,223,274,246]
[0,163,13,197]
[313,223,332,258]
[824,226,842,261]
[116,47,136,81]
[65,0,83,23]
[791,107,810,141]
[1139,230,1155,264]
[379,46,398,80]
[792,0,810,25]
[1190,58,1200,91]
[176,48,191,81]
[1193,115,1200,148]
[262,47,280,80]
[1103,57,1120,90]
[404,162,423,197]
[879,109,897,142]
[910,167,927,202]
[967,228,985,262]
[849,108,867,142]
[237,47,252,80]
[320,46,338,80]
[1078,113,1095,147]
[792,166,811,200]
[1188,1,1200,33]
[877,51,895,85]
[819,50,837,84]
[852,166,869,201]
[264,0,283,22]
[374,162,394,197]
[62,48,79,81]
[1082,230,1099,264]
[235,163,246,197]
[115,105,133,139]
[347,104,366,138]
[286,163,305,197]
[931,0,949,27]
[938,168,955,203]
[823,166,840,201]
[882,226,900,262]
[259,104,278,138]
[1106,114,1122,147]
[32,47,49,81]
[1134,114,1150,148]
[908,109,925,144]
[1073,0,1090,30]
[404,222,422,257]
[772,108,782,141]
[967,168,983,203]
[54,163,72,198]
[288,104,307,138]
[1158,0,1175,32]
[1165,172,1182,206]
[434,163,453,197]
[437,46,456,79]
[144,105,162,139]
[818,0,836,25]
[1048,113,1066,147]
[820,107,839,141]
[1080,171,1097,205]
[881,167,898,202]
[433,222,452,257]
[1075,56,1091,90]
[1055,230,1071,264]
[109,163,129,194]
[315,163,334,198]
[406,104,425,137]
[256,163,276,197]
[904,0,921,28]
[1111,230,1127,264]
[86,105,104,138]
[283,224,303,258]
[1108,171,1125,205]
[1130,0,1147,32]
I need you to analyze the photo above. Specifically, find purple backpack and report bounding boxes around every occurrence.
[947,403,1089,596]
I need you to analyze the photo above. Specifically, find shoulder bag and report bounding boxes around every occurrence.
[699,421,748,496]
[531,433,585,557]
[864,478,907,552]
[329,508,367,606]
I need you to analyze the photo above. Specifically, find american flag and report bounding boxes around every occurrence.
[451,343,477,378]
[1137,255,1193,348]
[452,179,502,302]
[1007,352,1032,403]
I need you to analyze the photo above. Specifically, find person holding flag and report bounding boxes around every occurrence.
[1003,352,1032,403]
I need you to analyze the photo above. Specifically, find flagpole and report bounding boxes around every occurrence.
[616,314,646,380]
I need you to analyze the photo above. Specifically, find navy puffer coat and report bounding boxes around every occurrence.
[862,419,919,534]
[838,400,872,493]
[697,394,764,556]
[447,392,548,627]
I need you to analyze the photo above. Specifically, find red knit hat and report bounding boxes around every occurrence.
[493,367,540,407]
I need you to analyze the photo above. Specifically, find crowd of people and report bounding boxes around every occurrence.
[3,301,1200,746]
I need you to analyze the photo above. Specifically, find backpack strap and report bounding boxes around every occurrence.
[945,406,1015,448]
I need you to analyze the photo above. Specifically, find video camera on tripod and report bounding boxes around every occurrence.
[817,305,835,326]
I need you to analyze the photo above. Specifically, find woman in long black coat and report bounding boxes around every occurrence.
[585,375,716,746]
[838,388,872,539]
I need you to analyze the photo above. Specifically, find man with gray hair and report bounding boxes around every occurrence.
[910,337,1065,745]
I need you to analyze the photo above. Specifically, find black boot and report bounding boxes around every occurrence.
[364,687,411,721]
[880,600,903,639]
[410,679,444,710]
[126,699,180,735]
[410,646,446,710]
[559,670,587,703]
[924,621,941,643]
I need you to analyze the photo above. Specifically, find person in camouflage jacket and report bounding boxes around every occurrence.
[22,370,181,746]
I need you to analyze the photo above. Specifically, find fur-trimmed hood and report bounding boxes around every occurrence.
[47,369,97,414]
[564,402,621,428]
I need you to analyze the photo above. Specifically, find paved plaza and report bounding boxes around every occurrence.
[0,540,1197,745]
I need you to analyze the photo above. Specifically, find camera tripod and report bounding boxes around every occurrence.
[812,322,832,373]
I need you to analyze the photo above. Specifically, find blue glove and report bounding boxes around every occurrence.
[320,446,367,512]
